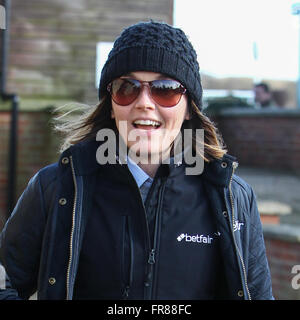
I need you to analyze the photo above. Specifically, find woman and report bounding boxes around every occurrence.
[0,21,273,300]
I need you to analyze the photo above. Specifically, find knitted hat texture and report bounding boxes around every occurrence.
[98,21,203,109]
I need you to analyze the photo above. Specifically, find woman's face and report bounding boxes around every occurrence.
[111,71,189,163]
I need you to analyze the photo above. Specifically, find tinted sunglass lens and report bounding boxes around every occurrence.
[111,79,140,106]
[151,80,184,107]
[109,78,185,107]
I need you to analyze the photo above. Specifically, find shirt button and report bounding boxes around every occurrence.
[49,277,56,285]
[237,290,244,297]
[59,198,67,205]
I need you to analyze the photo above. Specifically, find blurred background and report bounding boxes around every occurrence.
[0,0,300,299]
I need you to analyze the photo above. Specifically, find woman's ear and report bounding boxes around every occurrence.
[111,109,115,119]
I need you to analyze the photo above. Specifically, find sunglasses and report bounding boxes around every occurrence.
[107,78,186,107]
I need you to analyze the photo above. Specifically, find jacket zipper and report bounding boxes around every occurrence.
[66,155,77,300]
[122,215,134,299]
[119,162,165,300]
[228,161,251,300]
[120,164,153,299]
[145,179,166,300]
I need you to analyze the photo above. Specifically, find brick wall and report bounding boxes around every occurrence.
[0,109,60,230]
[213,108,300,172]
[263,224,300,300]
[1,0,173,104]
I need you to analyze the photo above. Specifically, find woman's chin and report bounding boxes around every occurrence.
[127,146,171,165]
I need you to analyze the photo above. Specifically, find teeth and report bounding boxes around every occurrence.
[133,119,161,127]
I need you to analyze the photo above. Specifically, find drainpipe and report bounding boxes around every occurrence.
[0,0,19,219]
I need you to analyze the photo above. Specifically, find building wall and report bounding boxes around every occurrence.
[2,0,173,104]
[0,109,60,229]
[213,109,300,172]
[263,224,300,300]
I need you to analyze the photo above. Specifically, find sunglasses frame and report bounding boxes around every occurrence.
[107,78,187,107]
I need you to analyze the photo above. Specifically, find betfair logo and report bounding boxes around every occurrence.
[233,220,244,232]
[177,233,214,244]
[0,5,5,30]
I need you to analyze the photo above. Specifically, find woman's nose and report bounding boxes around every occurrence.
[134,85,156,110]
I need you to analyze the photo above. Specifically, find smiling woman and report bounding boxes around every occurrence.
[109,71,190,177]
[0,21,273,300]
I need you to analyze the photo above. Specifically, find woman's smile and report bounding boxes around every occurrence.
[132,118,162,131]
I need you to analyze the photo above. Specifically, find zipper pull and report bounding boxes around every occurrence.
[232,161,239,170]
[148,249,155,264]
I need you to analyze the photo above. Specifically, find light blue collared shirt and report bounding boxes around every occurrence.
[127,157,153,203]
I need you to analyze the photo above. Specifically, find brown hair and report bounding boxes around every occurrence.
[54,95,227,162]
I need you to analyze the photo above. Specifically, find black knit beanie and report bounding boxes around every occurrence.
[98,21,203,109]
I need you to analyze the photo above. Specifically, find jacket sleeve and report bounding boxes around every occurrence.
[0,171,49,300]
[246,186,274,300]
[0,263,22,300]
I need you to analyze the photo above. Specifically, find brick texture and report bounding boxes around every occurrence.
[264,237,300,299]
[0,0,173,104]
[0,110,60,230]
[214,112,300,172]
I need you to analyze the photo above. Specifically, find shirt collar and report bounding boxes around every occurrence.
[127,156,153,188]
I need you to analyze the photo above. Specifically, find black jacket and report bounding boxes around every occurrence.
[0,139,273,300]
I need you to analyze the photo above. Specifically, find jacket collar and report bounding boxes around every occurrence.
[61,138,101,175]
[62,139,237,188]
[201,153,238,188]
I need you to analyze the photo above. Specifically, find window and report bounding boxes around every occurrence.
[95,42,113,88]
